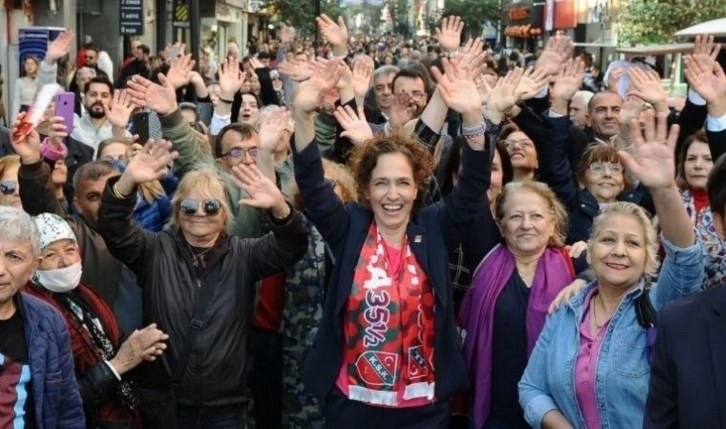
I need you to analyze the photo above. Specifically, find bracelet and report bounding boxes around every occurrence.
[218,97,234,104]
[271,203,292,223]
[461,123,485,137]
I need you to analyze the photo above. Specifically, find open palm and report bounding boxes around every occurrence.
[124,141,178,184]
[105,90,135,129]
[619,111,677,190]
[435,16,464,52]
[258,109,290,152]
[126,75,178,116]
[334,105,373,145]
[488,68,524,114]
[232,163,285,209]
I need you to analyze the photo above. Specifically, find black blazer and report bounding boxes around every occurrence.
[644,286,726,428]
[293,137,490,403]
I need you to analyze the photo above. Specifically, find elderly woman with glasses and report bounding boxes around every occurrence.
[518,113,705,428]
[96,141,308,428]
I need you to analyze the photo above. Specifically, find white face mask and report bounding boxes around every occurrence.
[35,261,83,293]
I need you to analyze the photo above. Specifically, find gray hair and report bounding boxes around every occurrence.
[373,65,399,81]
[573,90,595,105]
[0,207,40,257]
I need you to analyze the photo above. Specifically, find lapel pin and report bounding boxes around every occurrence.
[414,235,422,243]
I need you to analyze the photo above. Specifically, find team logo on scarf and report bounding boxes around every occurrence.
[345,223,436,406]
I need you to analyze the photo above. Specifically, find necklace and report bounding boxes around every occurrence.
[186,242,213,268]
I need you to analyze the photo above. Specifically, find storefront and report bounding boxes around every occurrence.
[504,1,545,50]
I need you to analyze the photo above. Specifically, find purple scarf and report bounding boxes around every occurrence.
[458,244,575,429]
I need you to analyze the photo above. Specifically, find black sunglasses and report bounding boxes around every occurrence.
[0,180,17,196]
[223,147,258,159]
[179,198,222,216]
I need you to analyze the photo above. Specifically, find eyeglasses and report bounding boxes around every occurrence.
[503,139,534,150]
[223,147,258,159]
[588,162,624,175]
[408,91,427,99]
[179,198,222,216]
[0,180,17,195]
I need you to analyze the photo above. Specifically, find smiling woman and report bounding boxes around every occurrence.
[519,111,706,429]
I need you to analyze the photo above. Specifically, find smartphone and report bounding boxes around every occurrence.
[54,92,75,135]
[131,111,150,144]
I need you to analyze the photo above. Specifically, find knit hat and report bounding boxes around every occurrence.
[34,213,77,250]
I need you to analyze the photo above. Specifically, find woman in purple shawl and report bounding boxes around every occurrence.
[459,180,589,429]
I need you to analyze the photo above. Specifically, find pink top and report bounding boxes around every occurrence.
[335,240,434,408]
[575,290,610,429]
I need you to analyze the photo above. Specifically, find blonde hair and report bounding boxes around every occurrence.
[495,180,569,248]
[588,201,660,279]
[0,155,20,180]
[170,167,231,227]
[291,159,357,209]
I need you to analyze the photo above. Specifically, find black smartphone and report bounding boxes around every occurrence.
[131,111,150,144]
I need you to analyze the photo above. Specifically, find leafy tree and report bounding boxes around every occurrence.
[264,0,345,36]
[616,0,726,45]
[439,0,500,39]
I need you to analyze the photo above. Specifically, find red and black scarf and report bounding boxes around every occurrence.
[344,223,436,406]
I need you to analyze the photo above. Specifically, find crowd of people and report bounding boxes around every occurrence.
[0,14,725,429]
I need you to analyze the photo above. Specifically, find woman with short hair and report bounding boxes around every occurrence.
[291,57,490,428]
[519,113,706,428]
[96,141,308,428]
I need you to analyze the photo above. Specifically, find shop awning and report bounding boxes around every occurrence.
[675,18,726,37]
[617,43,694,55]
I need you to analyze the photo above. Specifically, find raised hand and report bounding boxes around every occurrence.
[110,323,168,374]
[218,56,246,99]
[475,74,494,107]
[514,67,550,101]
[351,60,374,101]
[435,16,464,53]
[334,105,373,145]
[46,116,69,146]
[10,112,42,163]
[126,74,178,115]
[684,55,726,106]
[550,58,585,101]
[389,92,414,129]
[279,25,295,45]
[278,59,315,82]
[45,31,74,64]
[316,14,348,49]
[122,140,179,185]
[627,67,667,111]
[459,37,487,73]
[231,162,288,213]
[105,89,136,129]
[618,95,645,128]
[606,67,626,92]
[487,68,525,120]
[292,58,344,114]
[258,108,291,152]
[430,58,481,114]
[167,53,195,90]
[692,34,721,69]
[535,34,571,76]
[619,111,678,190]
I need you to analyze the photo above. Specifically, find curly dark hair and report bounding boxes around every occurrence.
[348,132,434,210]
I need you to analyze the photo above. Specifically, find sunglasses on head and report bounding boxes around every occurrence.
[0,180,17,196]
[179,198,222,216]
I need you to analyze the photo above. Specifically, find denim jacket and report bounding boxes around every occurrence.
[519,237,705,428]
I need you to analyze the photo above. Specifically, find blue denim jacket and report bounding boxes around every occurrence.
[519,237,705,428]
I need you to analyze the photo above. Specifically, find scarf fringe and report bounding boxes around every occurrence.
[403,382,436,401]
[348,386,400,407]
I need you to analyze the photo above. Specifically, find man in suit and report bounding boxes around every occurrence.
[644,152,726,428]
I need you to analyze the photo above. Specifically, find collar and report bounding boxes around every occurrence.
[568,278,647,319]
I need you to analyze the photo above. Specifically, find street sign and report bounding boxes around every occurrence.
[120,0,144,36]
[173,0,190,29]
